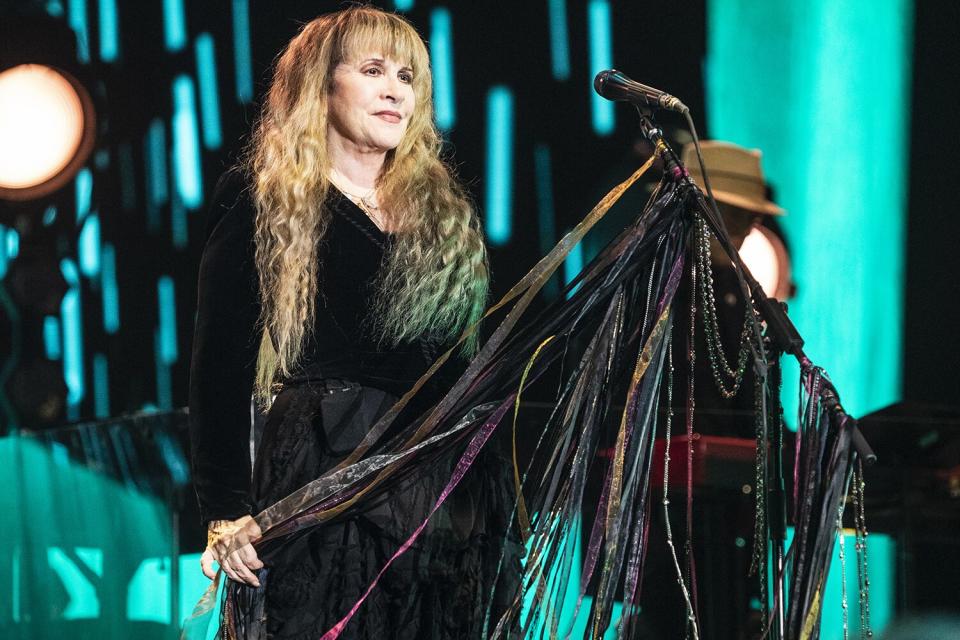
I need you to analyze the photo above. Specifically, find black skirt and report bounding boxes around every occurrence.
[234,379,523,640]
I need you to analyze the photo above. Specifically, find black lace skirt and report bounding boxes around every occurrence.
[232,379,523,640]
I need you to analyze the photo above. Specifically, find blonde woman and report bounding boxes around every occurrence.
[189,7,520,639]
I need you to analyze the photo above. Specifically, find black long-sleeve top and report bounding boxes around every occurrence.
[188,170,456,524]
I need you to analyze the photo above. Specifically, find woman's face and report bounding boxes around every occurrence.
[327,52,416,153]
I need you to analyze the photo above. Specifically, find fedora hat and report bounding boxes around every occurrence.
[680,141,784,216]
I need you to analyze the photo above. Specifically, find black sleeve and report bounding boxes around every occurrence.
[188,170,261,525]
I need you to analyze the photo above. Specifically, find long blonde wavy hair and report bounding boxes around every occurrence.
[246,6,489,404]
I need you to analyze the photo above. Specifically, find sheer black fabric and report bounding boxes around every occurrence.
[188,171,521,638]
[235,379,522,639]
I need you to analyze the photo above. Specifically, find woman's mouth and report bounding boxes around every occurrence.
[374,111,401,123]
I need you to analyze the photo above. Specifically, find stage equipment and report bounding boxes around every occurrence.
[0,64,95,201]
[0,13,96,203]
[739,224,792,301]
[593,69,688,114]
[614,79,877,639]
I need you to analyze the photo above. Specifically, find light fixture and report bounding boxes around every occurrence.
[0,64,96,202]
[739,224,792,301]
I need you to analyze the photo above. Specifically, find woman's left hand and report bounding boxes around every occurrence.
[201,515,264,587]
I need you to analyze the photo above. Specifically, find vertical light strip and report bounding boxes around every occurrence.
[154,330,172,410]
[232,0,253,103]
[67,0,90,63]
[75,168,92,222]
[163,0,187,52]
[195,33,223,150]
[171,75,203,209]
[157,276,178,365]
[60,259,84,414]
[171,192,188,248]
[587,0,614,135]
[548,0,571,80]
[92,353,109,418]
[44,316,62,360]
[5,228,17,259]
[394,0,414,11]
[97,0,119,62]
[0,224,7,279]
[563,237,583,298]
[533,144,559,298]
[706,1,911,634]
[429,8,456,131]
[484,86,514,246]
[101,243,119,334]
[78,213,100,277]
[145,118,169,209]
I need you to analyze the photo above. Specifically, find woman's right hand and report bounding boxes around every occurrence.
[201,515,264,587]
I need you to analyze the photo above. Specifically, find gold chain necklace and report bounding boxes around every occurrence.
[328,175,388,232]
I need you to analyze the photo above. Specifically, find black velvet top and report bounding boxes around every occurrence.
[188,170,456,524]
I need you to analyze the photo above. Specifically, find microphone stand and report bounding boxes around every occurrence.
[632,107,876,640]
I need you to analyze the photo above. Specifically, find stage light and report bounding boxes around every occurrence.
[0,64,96,202]
[739,224,792,301]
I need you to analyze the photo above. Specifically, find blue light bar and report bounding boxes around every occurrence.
[60,259,84,408]
[430,8,456,131]
[171,193,188,249]
[232,0,253,103]
[171,75,204,210]
[43,206,57,227]
[101,243,119,334]
[394,0,414,11]
[44,316,62,360]
[75,168,92,222]
[98,0,119,62]
[563,236,583,298]
[154,331,172,411]
[145,118,169,212]
[0,225,6,279]
[157,276,178,364]
[78,213,100,277]
[587,0,614,135]
[67,0,90,63]
[195,33,223,150]
[163,0,187,52]
[92,353,109,418]
[484,86,514,246]
[6,228,18,259]
[548,0,571,81]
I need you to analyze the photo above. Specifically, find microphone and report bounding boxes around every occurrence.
[593,69,688,114]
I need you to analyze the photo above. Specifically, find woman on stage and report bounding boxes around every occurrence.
[188,6,520,638]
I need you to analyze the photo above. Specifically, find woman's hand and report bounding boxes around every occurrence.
[201,515,264,587]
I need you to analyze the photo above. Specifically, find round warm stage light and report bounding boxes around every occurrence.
[739,225,792,301]
[0,64,95,201]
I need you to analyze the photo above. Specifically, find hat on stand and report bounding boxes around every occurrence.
[680,141,784,216]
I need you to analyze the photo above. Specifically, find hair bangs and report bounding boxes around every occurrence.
[334,11,428,82]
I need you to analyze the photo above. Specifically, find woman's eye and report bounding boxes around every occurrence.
[399,72,413,83]
[364,67,382,76]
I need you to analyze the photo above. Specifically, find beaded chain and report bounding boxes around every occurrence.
[750,373,769,632]
[693,216,754,399]
[838,501,850,640]
[662,332,700,640]
[852,459,872,638]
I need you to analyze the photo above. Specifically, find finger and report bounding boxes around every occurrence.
[200,550,216,580]
[238,543,264,570]
[228,550,261,587]
[219,556,242,584]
